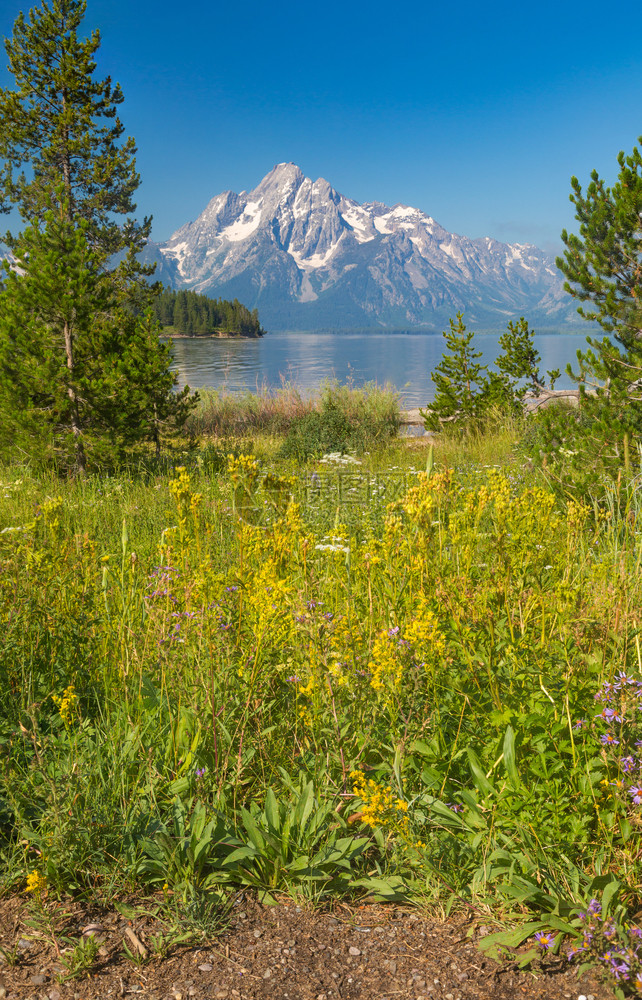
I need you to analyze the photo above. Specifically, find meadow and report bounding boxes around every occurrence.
[0,386,641,996]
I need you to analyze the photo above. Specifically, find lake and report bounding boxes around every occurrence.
[168,331,590,408]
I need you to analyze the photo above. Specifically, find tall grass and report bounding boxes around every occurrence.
[185,380,401,445]
[186,383,315,436]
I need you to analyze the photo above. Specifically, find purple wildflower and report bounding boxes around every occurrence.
[596,708,623,723]
[628,785,642,804]
[609,959,630,980]
[534,931,556,951]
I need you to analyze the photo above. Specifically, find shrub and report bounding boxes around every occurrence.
[279,382,400,459]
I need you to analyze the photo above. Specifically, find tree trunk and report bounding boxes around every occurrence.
[153,403,161,459]
[63,319,86,474]
[60,86,86,473]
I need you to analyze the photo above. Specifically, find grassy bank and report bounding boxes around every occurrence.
[0,419,640,994]
[184,381,401,443]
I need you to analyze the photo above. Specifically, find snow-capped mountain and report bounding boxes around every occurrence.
[142,163,577,331]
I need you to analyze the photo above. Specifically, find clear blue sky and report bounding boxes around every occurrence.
[2,0,642,252]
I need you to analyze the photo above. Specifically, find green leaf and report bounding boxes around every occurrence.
[264,788,281,835]
[478,921,547,956]
[222,846,258,866]
[238,808,266,851]
[467,749,495,798]
[502,725,520,788]
[599,878,621,917]
[292,780,315,831]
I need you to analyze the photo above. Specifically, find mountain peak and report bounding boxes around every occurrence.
[254,162,304,192]
[145,165,577,332]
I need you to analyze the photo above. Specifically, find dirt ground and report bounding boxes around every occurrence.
[0,896,616,1000]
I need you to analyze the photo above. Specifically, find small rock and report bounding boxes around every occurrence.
[215,993,228,999]
[252,929,263,939]
[82,923,104,938]
[30,974,49,986]
[384,961,397,974]
[17,938,32,951]
[445,994,455,1000]
[198,964,213,972]
[263,969,272,979]
[348,946,361,956]
[188,990,197,997]
[48,992,62,1000]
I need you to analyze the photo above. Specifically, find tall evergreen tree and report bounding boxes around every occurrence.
[531,136,642,490]
[0,0,194,472]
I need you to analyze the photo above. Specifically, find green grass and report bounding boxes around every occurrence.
[0,417,641,995]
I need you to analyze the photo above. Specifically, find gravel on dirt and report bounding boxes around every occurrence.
[0,896,615,1000]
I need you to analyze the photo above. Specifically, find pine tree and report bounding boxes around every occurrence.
[423,313,489,431]
[558,140,642,344]
[531,136,642,490]
[0,0,194,472]
[423,315,545,432]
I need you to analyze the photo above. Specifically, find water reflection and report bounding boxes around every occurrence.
[168,332,588,407]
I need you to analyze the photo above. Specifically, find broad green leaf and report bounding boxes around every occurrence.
[600,877,621,917]
[467,749,495,798]
[264,787,281,833]
[502,725,520,788]
[239,807,266,851]
[292,780,315,830]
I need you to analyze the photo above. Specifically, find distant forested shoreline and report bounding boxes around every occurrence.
[154,288,265,338]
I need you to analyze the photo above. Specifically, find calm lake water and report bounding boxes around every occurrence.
[168,331,589,408]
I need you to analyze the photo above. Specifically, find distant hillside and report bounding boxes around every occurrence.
[140,163,582,333]
[153,288,264,338]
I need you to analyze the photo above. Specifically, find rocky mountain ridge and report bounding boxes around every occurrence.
[142,163,578,331]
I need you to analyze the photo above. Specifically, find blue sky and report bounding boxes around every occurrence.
[2,0,642,252]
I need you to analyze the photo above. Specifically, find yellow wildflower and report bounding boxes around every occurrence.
[52,684,78,725]
[26,871,47,896]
